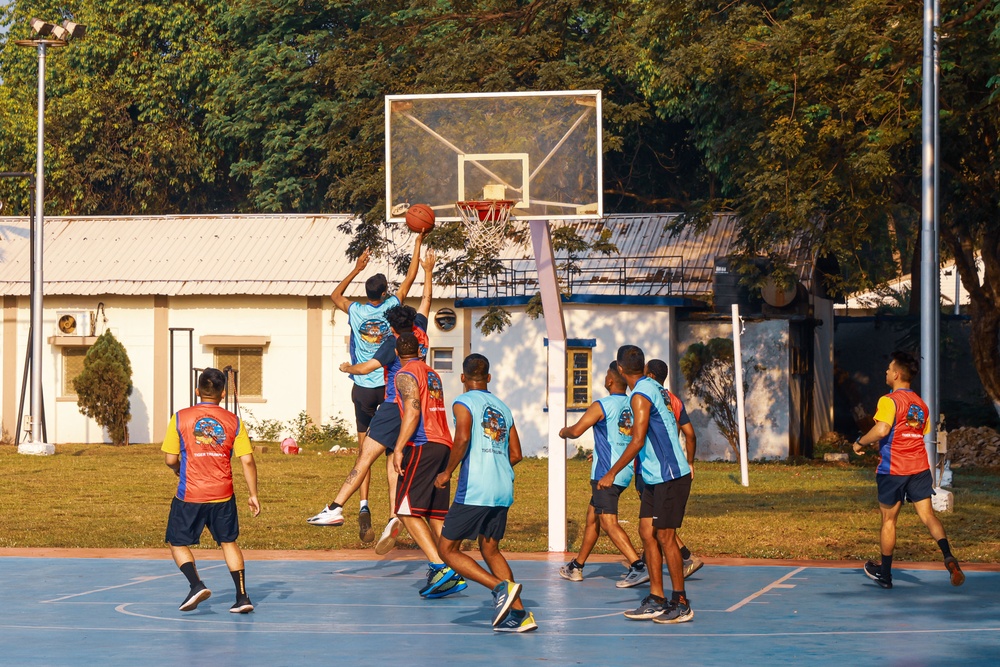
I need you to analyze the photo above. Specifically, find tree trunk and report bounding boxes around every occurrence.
[968,303,1000,411]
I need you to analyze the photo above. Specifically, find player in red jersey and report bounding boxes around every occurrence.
[162,368,260,613]
[853,351,964,589]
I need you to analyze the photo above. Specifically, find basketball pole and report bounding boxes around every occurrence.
[530,219,568,552]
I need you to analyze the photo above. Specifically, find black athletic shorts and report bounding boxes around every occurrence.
[638,474,692,530]
[590,480,627,515]
[352,384,385,433]
[395,442,451,520]
[366,401,401,453]
[165,495,239,546]
[441,503,509,542]
[877,470,934,506]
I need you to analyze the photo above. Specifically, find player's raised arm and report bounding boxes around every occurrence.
[418,249,435,319]
[558,401,604,439]
[331,249,370,313]
[397,234,424,302]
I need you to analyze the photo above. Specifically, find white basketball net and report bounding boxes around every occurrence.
[455,200,514,255]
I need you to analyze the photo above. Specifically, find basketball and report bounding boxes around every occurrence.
[405,204,436,233]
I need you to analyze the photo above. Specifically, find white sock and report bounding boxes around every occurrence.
[360,500,369,510]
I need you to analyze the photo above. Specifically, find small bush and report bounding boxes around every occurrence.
[241,408,285,442]
[73,330,132,446]
[290,411,355,450]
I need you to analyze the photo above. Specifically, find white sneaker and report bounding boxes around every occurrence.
[374,517,402,555]
[306,505,344,526]
[683,556,704,579]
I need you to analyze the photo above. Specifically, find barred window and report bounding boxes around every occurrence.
[62,347,89,397]
[214,347,264,398]
[567,348,592,409]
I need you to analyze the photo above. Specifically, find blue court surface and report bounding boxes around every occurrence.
[2,555,997,666]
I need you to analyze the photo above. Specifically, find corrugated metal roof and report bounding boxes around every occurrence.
[0,212,808,299]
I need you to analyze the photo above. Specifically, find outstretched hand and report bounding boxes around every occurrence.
[354,249,371,271]
[421,249,436,272]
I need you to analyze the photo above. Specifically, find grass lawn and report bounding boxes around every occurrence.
[2,442,998,562]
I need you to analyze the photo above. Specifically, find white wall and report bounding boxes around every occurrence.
[469,303,676,458]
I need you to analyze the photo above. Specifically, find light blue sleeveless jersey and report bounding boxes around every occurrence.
[452,390,516,507]
[592,394,634,487]
[629,376,689,484]
[348,295,399,388]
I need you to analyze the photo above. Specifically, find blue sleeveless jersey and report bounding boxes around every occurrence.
[630,376,689,484]
[592,394,634,487]
[348,295,399,388]
[452,390,516,507]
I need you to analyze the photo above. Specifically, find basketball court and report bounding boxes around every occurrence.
[2,551,997,666]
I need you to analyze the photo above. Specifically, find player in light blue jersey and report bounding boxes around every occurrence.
[558,361,645,588]
[600,345,694,625]
[435,354,536,633]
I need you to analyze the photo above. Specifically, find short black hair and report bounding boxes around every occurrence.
[891,350,919,381]
[395,332,420,357]
[607,363,627,390]
[385,304,417,333]
[646,359,668,384]
[463,353,490,380]
[616,344,645,374]
[198,368,227,397]
[365,273,388,301]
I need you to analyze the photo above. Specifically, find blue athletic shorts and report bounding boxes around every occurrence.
[876,470,934,506]
[441,503,509,542]
[165,495,239,546]
[590,480,626,515]
[366,401,401,453]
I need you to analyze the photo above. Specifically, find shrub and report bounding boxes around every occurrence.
[241,408,285,442]
[73,330,133,446]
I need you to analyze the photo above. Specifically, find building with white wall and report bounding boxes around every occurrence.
[0,212,830,458]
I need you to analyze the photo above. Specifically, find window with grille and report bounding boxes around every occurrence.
[214,347,264,398]
[62,347,89,397]
[430,348,454,373]
[567,348,592,409]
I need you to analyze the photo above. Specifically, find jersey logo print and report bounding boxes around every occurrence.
[193,417,227,448]
[905,403,926,429]
[359,319,390,345]
[481,406,508,443]
[427,371,444,400]
[618,409,633,438]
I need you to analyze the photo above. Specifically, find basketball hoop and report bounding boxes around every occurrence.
[455,200,514,255]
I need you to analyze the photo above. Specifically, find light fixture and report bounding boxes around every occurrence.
[28,18,55,36]
[62,21,87,40]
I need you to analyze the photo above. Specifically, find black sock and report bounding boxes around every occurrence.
[937,538,953,560]
[231,569,247,597]
[671,590,686,603]
[179,562,200,588]
[631,559,644,570]
[327,502,342,510]
[680,546,692,560]
[881,554,893,578]
[650,593,665,604]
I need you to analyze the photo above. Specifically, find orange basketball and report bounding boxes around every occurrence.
[405,204,436,233]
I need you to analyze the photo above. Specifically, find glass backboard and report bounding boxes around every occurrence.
[385,91,602,222]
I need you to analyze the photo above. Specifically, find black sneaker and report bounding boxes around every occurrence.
[358,507,375,543]
[944,556,965,586]
[230,595,254,614]
[863,560,892,589]
[179,582,212,611]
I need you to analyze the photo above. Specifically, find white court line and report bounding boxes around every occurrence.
[41,563,227,603]
[726,567,806,612]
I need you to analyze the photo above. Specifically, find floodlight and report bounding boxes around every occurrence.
[61,21,87,40]
[51,25,69,41]
[28,18,55,36]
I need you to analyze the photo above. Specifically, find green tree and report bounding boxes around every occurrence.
[680,337,746,460]
[73,330,133,446]
[634,0,1000,414]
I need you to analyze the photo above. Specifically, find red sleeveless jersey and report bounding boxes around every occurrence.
[875,389,931,476]
[173,403,243,503]
[395,359,453,448]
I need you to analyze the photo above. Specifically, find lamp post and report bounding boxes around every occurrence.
[14,19,85,455]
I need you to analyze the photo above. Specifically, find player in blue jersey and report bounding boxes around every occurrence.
[435,354,536,633]
[558,362,646,588]
[329,235,423,541]
[601,345,694,624]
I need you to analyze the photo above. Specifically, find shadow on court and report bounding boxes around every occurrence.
[1,556,998,666]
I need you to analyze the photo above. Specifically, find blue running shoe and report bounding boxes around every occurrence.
[652,598,693,624]
[492,580,523,627]
[419,564,459,597]
[494,609,538,633]
[424,577,468,599]
[624,594,666,620]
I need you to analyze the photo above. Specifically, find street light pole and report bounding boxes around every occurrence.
[14,19,83,455]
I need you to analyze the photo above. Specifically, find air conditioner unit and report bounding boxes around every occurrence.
[55,310,90,336]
